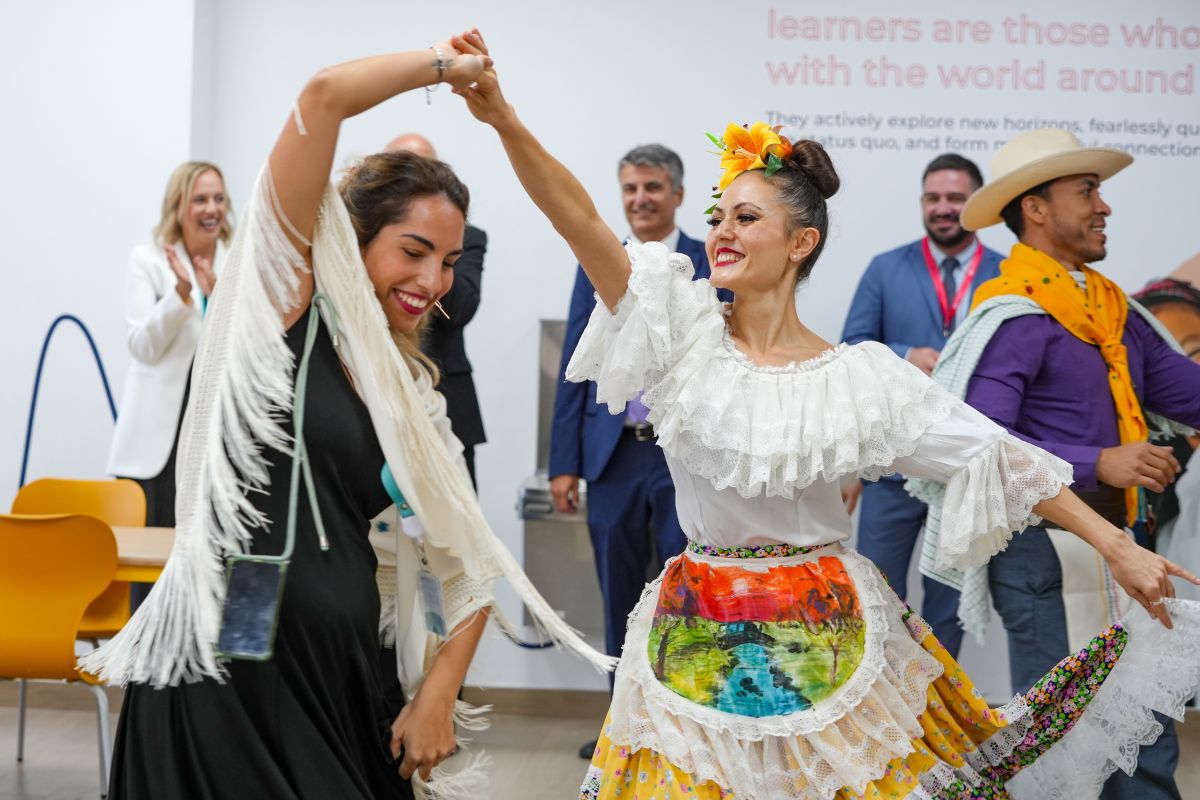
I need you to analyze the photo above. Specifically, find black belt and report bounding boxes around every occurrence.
[1075,484,1128,528]
[1027,485,1127,531]
[623,422,656,442]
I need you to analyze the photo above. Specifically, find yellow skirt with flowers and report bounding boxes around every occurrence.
[579,542,1200,800]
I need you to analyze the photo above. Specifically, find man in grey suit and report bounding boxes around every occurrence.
[841,154,1003,656]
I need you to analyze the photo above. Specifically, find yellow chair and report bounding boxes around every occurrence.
[0,513,118,797]
[12,477,147,637]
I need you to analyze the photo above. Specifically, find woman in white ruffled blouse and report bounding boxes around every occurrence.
[453,31,1200,800]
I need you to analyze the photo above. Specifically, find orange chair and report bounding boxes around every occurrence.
[0,513,118,796]
[12,478,146,637]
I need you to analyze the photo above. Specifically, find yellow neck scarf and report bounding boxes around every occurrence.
[971,243,1147,524]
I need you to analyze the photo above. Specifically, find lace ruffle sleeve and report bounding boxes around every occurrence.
[901,401,1073,571]
[565,242,724,411]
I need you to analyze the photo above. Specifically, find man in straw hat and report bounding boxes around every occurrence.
[908,128,1200,799]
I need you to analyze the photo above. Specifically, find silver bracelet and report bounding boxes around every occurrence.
[425,45,447,105]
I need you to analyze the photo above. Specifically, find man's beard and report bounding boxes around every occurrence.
[924,219,971,249]
[1054,219,1108,265]
[1077,242,1107,264]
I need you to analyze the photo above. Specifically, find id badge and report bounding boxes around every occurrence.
[418,567,447,639]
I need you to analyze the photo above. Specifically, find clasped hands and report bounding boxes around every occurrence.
[431,29,512,128]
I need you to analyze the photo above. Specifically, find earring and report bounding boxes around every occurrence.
[433,301,451,320]
[790,254,800,262]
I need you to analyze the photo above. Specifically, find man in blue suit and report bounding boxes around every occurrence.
[549,145,712,756]
[841,153,1003,657]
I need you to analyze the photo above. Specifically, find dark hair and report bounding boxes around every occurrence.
[999,179,1054,238]
[1133,278,1200,313]
[618,144,684,191]
[337,150,470,381]
[921,153,983,190]
[768,140,840,282]
[338,150,470,249]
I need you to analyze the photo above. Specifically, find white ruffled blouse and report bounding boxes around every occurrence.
[567,243,1073,569]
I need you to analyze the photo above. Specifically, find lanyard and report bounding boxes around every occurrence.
[922,238,983,334]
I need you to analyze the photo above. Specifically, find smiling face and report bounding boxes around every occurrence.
[179,169,228,250]
[704,171,818,295]
[1034,173,1112,266]
[620,164,682,243]
[921,169,975,249]
[361,194,465,334]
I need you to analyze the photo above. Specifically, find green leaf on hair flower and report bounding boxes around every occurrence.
[764,152,783,178]
[711,192,722,199]
[704,203,717,215]
[705,131,726,150]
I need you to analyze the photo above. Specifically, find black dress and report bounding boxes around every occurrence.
[109,309,413,799]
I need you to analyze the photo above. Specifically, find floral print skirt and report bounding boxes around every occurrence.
[579,544,1199,800]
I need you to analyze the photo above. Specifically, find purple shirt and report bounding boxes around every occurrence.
[965,312,1200,490]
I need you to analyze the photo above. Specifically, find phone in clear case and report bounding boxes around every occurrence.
[215,556,288,661]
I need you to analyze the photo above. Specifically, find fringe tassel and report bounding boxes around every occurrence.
[413,751,493,800]
[86,163,614,688]
[82,165,307,686]
[487,545,619,673]
[454,699,492,735]
[312,183,616,675]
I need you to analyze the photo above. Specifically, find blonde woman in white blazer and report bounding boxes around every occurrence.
[108,162,232,550]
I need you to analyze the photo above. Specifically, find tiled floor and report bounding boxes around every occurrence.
[1,685,1198,799]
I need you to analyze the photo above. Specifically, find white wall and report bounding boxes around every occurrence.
[6,0,1198,696]
[1,1,196,493]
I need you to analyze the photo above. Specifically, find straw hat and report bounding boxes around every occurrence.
[961,129,1132,231]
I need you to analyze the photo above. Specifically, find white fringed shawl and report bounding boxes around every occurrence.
[80,164,616,691]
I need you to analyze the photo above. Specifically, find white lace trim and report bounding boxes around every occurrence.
[891,695,1033,799]
[578,764,603,799]
[975,695,1034,767]
[605,550,946,799]
[566,242,960,499]
[1008,598,1200,800]
[908,435,1073,572]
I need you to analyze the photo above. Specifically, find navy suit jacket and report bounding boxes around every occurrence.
[549,232,712,482]
[841,238,1002,481]
[841,239,1003,358]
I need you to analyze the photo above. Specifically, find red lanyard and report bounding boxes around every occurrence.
[922,238,983,334]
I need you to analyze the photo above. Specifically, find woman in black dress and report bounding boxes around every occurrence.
[91,39,515,799]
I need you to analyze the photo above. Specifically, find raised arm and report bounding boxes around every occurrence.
[452,31,630,310]
[268,44,490,328]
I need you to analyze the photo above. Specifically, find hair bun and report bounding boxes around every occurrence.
[787,140,840,200]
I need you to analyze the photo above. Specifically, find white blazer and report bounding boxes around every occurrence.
[106,241,220,478]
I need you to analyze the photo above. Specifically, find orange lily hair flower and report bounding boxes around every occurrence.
[716,122,794,192]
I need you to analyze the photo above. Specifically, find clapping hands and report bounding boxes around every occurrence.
[165,247,193,304]
[166,246,216,304]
